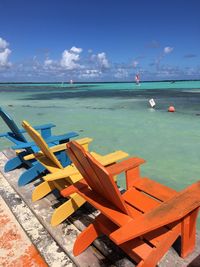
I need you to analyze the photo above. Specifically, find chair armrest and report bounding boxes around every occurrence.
[49,137,93,153]
[12,132,78,149]
[23,137,93,161]
[43,165,78,181]
[91,150,129,166]
[0,124,55,137]
[0,132,8,137]
[23,153,35,161]
[75,137,93,151]
[45,131,78,143]
[106,157,145,176]
[110,181,200,245]
[12,141,35,150]
[18,123,56,134]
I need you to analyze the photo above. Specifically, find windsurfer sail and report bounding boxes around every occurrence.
[135,74,140,85]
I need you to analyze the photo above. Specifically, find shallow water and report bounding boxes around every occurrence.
[1,81,200,226]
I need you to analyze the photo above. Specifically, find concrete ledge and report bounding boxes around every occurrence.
[0,195,47,266]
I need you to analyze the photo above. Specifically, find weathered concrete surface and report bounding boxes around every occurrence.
[0,172,73,267]
[0,195,47,267]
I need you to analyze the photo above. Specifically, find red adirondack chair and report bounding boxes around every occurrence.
[61,141,200,267]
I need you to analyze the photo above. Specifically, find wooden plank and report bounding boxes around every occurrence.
[0,151,107,267]
[133,177,177,201]
[123,187,161,212]
[106,157,145,176]
[91,150,129,166]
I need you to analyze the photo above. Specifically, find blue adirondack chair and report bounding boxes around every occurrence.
[0,107,78,177]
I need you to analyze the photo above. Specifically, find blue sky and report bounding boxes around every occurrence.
[0,0,199,82]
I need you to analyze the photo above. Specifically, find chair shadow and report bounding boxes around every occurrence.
[188,255,200,267]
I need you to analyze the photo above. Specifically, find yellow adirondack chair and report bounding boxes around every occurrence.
[61,141,200,267]
[22,120,129,226]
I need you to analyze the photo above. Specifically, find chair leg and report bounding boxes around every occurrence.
[4,156,23,172]
[136,224,180,267]
[18,162,46,186]
[4,149,31,172]
[126,166,141,190]
[181,208,199,258]
[32,181,55,202]
[73,220,101,256]
[51,193,86,226]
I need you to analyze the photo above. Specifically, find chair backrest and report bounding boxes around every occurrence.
[0,107,27,142]
[67,141,130,215]
[22,120,63,169]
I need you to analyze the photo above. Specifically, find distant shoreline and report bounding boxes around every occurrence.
[0,79,200,85]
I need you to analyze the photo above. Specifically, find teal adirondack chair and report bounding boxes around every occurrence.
[0,107,78,182]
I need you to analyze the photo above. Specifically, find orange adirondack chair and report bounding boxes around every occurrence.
[61,141,200,267]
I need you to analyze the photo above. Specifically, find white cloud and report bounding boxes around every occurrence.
[44,58,54,69]
[0,48,11,67]
[0,37,9,50]
[114,68,128,78]
[70,46,82,54]
[0,37,11,68]
[60,46,83,70]
[44,58,53,65]
[97,52,109,68]
[133,60,139,68]
[80,69,101,78]
[155,46,174,69]
[164,46,173,54]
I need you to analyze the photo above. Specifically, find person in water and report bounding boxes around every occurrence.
[135,74,140,85]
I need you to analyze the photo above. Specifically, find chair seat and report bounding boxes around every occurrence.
[123,177,178,213]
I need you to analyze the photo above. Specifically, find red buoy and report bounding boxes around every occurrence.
[168,106,175,112]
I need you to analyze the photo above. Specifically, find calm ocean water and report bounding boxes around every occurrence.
[1,81,200,214]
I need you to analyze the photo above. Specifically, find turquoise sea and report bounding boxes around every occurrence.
[1,81,200,216]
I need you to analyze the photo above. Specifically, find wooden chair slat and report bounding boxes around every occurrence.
[0,108,27,142]
[67,145,105,196]
[133,177,177,201]
[36,154,62,173]
[73,185,132,227]
[68,141,131,215]
[22,121,63,169]
[123,187,161,212]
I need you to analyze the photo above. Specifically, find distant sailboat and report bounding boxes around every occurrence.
[70,79,73,84]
